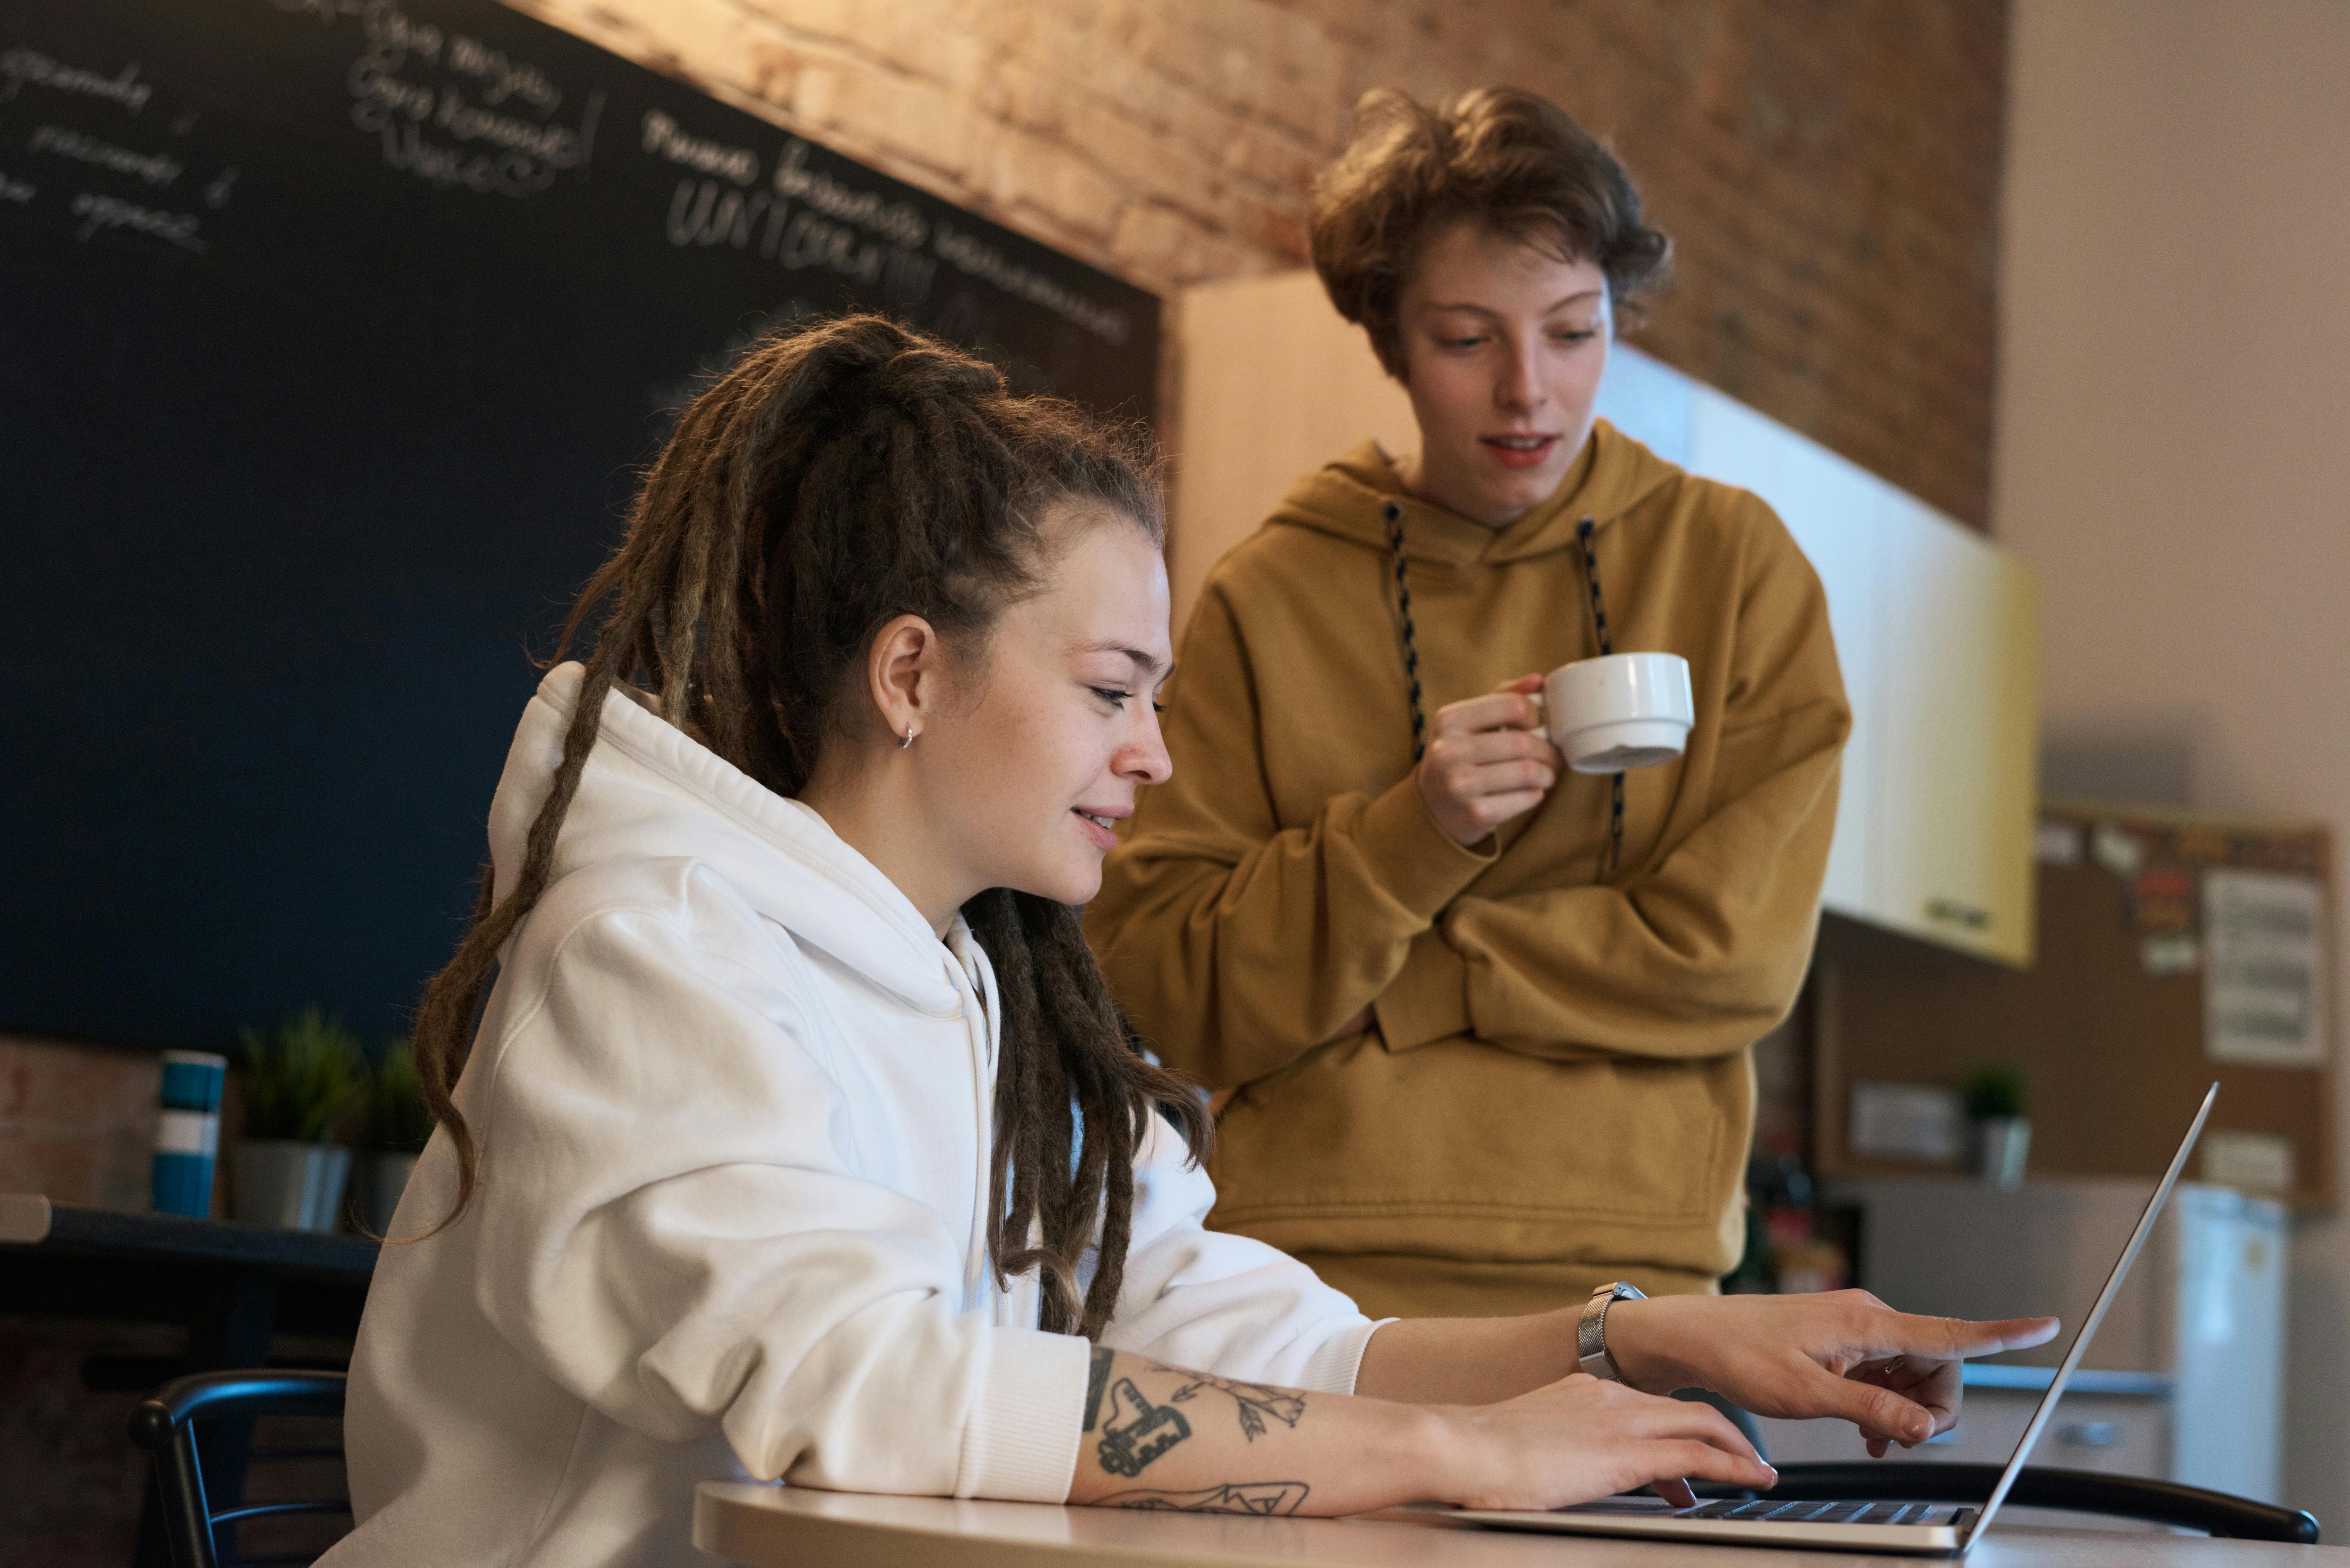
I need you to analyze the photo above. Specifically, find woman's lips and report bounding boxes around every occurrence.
[1482,434,1558,470]
[1072,808,1119,851]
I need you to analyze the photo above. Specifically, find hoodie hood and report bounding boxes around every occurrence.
[1264,418,1682,567]
[484,662,965,1018]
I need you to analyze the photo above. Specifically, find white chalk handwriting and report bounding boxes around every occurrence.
[436,87,585,163]
[449,34,557,111]
[0,48,152,115]
[68,190,206,251]
[934,222,1129,346]
[344,9,601,199]
[366,109,591,198]
[642,110,756,186]
[360,0,444,67]
[664,177,937,302]
[770,140,926,249]
[0,170,33,204]
[276,0,561,116]
[268,0,368,25]
[27,123,184,188]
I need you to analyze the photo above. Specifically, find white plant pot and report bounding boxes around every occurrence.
[233,1140,352,1231]
[360,1151,420,1235]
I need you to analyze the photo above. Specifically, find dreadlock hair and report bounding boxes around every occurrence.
[406,312,1211,1340]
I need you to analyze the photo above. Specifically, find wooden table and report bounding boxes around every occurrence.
[695,1485,2344,1568]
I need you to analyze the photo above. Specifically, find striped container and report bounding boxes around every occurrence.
[151,1050,228,1218]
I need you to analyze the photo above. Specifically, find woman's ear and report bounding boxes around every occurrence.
[866,613,943,745]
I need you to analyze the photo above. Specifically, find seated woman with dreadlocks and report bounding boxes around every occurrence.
[328,315,2051,1568]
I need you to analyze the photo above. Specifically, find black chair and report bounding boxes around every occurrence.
[128,1369,351,1568]
[1760,1462,2319,1543]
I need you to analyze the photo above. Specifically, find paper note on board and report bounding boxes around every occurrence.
[2203,1130,2296,1196]
[2035,818,2083,867]
[2142,929,2200,977]
[2092,820,2146,879]
[2203,869,2329,1067]
[1849,1081,1961,1163]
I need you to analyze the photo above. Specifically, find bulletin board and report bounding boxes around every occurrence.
[1811,804,2334,1208]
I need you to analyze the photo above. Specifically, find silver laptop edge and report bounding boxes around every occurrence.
[1441,1083,2220,1555]
[1961,1080,2218,1545]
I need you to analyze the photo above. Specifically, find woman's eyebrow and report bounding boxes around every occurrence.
[1077,640,1169,679]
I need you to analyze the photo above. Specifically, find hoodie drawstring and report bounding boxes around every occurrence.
[1381,500,1428,763]
[1385,500,1626,875]
[1575,517,1627,876]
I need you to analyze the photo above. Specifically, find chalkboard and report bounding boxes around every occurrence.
[0,0,1160,1051]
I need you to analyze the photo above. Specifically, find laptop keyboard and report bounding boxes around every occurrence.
[1676,1500,1965,1526]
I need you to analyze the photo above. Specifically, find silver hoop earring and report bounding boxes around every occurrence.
[899,723,916,750]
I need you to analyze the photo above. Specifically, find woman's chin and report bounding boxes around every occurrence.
[1003,861,1104,910]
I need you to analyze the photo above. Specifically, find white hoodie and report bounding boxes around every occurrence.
[327,665,1379,1567]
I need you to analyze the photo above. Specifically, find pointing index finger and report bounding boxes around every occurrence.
[1883,1313,2063,1360]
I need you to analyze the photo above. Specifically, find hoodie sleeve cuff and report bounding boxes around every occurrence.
[1295,1317,1397,1395]
[1354,775,1495,922]
[1375,928,1471,1052]
[959,1328,1092,1503]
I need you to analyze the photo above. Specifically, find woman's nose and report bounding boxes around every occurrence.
[1122,714,1173,786]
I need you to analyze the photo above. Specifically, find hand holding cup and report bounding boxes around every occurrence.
[1415,674,1564,846]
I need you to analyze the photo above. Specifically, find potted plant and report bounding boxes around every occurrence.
[231,1008,363,1230]
[357,1039,434,1234]
[1961,1062,2031,1191]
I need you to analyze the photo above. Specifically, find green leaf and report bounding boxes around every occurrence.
[234,1008,364,1143]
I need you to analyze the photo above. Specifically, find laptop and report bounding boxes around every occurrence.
[1442,1082,2220,1554]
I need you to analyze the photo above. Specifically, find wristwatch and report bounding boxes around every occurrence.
[1576,1280,1646,1382]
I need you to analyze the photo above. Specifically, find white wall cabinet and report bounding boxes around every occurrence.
[1620,363,2043,966]
[1855,491,2040,963]
[1171,272,2040,966]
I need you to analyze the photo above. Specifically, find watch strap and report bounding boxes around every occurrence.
[1576,1280,1646,1381]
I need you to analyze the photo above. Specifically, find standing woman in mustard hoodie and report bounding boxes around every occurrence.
[1087,88,1851,1319]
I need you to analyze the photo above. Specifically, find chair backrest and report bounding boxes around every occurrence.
[128,1369,351,1568]
[1764,1462,2319,1544]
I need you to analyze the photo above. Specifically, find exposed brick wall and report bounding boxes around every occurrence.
[510,0,2007,527]
[0,1037,160,1211]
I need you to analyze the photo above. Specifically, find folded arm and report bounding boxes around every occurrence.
[1379,695,1850,1060]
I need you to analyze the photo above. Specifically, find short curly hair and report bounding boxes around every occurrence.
[1310,87,1671,377]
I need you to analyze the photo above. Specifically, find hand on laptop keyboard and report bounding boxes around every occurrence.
[1442,1373,1775,1512]
[1594,1290,2060,1456]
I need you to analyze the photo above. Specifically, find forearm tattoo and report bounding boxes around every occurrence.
[1146,1362,1307,1442]
[1093,1375,1194,1477]
[1081,1349,1312,1480]
[1083,1347,1116,1432]
[1101,1481,1311,1515]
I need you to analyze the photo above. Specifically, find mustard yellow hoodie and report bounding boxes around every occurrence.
[1086,423,1850,1317]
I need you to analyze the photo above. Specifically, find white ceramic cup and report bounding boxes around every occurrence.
[1540,651,1695,774]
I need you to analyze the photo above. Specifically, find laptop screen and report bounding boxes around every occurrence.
[1963,1083,2218,1542]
